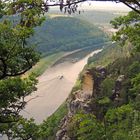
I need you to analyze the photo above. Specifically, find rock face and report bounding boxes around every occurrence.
[92,66,107,98]
[82,71,94,95]
[55,67,126,140]
[110,75,125,105]
[55,67,107,140]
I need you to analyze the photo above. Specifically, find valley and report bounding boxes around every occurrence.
[1,1,140,140]
[21,49,102,123]
[22,9,125,124]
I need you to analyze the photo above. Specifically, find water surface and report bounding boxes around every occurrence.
[21,49,102,123]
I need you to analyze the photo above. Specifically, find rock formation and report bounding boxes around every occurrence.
[55,66,126,140]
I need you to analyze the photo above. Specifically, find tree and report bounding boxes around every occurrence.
[127,61,140,78]
[130,73,140,97]
[7,118,39,140]
[1,0,140,16]
[43,0,140,14]
[0,0,45,138]
[110,11,140,52]
[105,105,136,140]
[67,113,105,140]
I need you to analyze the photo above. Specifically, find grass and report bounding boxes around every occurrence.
[71,79,82,93]
[87,41,133,70]
[87,43,121,68]
[26,52,64,77]
[39,102,68,140]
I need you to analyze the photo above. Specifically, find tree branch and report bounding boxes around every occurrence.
[44,0,140,14]
[6,65,32,77]
[122,1,140,14]
[0,58,7,79]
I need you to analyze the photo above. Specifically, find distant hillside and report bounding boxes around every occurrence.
[74,10,128,26]
[30,16,108,56]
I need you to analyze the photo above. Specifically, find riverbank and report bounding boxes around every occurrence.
[25,42,109,77]
[21,49,102,123]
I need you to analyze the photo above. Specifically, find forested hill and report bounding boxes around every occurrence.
[30,16,108,56]
[74,10,128,27]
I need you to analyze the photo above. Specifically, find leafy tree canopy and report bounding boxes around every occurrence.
[0,0,45,138]
[110,11,140,51]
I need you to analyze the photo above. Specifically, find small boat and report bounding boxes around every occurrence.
[72,58,78,63]
[59,75,64,79]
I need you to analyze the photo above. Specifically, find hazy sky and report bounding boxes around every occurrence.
[48,1,131,12]
[78,1,131,11]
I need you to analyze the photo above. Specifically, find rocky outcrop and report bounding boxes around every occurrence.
[110,75,125,105]
[82,71,94,95]
[55,66,127,140]
[55,67,107,140]
[56,90,93,139]
[92,66,107,97]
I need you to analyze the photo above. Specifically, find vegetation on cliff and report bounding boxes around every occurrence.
[53,11,140,140]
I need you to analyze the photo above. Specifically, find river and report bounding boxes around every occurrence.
[21,49,102,123]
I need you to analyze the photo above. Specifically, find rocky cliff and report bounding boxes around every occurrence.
[55,65,127,140]
[55,67,106,140]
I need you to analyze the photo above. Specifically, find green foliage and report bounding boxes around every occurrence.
[0,1,5,18]
[101,77,115,97]
[130,73,140,97]
[0,75,38,136]
[31,16,108,55]
[64,11,140,140]
[127,61,140,78]
[7,0,45,27]
[88,43,127,67]
[0,0,45,138]
[39,103,68,139]
[98,97,110,105]
[67,113,105,140]
[71,79,82,93]
[0,1,140,139]
[110,11,140,51]
[0,21,40,79]
[105,104,133,124]
[111,130,135,140]
[0,15,40,132]
[105,104,140,140]
[9,118,39,140]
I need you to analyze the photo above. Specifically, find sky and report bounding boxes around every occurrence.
[48,1,131,12]
[77,1,131,11]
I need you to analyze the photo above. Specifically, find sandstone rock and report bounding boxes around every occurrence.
[56,129,66,140]
[55,67,107,139]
